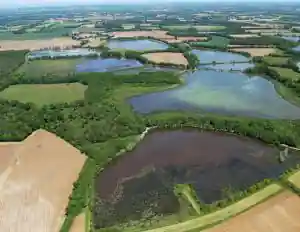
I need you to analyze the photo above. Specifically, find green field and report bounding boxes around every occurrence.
[136,184,282,232]
[263,56,289,66]
[190,36,230,48]
[288,170,300,188]
[16,59,83,78]
[0,83,87,106]
[163,25,226,31]
[270,67,300,80]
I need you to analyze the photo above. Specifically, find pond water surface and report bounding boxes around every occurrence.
[128,70,300,119]
[293,45,300,52]
[27,48,99,60]
[94,129,300,228]
[76,58,143,72]
[191,49,249,64]
[200,62,254,71]
[107,39,169,51]
[282,36,300,42]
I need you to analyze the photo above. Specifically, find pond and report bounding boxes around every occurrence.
[94,129,300,228]
[128,70,300,119]
[112,66,180,75]
[293,45,300,52]
[199,62,254,71]
[27,48,100,60]
[281,36,300,42]
[76,58,143,72]
[107,39,169,51]
[191,49,249,65]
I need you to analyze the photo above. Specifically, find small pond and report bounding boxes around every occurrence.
[293,45,300,52]
[76,58,143,72]
[113,66,180,75]
[191,49,249,65]
[281,36,300,42]
[27,48,100,60]
[128,70,300,119]
[199,62,254,71]
[107,39,169,51]
[94,129,300,228]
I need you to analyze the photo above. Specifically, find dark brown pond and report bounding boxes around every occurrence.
[94,129,300,228]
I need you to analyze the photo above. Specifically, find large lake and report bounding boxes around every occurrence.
[94,129,300,228]
[107,39,169,51]
[128,70,300,119]
[191,49,250,65]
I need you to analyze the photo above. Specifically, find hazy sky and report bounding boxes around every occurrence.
[0,0,297,7]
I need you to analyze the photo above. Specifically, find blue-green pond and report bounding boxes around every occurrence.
[27,48,99,60]
[107,39,169,51]
[128,70,300,119]
[191,49,250,65]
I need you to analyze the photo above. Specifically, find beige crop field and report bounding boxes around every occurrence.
[230,34,260,38]
[111,30,174,39]
[204,191,300,232]
[0,129,86,232]
[0,37,80,51]
[230,48,276,56]
[142,52,188,66]
[70,213,86,232]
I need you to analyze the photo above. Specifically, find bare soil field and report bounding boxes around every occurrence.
[163,36,207,43]
[142,52,188,66]
[230,48,276,56]
[0,143,20,174]
[0,129,86,232]
[204,191,300,232]
[111,30,174,39]
[70,213,85,232]
[0,37,80,51]
[230,34,260,38]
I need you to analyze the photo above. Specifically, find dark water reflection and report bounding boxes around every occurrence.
[94,130,300,228]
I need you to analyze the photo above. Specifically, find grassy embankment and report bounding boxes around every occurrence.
[0,83,87,106]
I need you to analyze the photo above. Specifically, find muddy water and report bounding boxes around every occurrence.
[94,130,300,227]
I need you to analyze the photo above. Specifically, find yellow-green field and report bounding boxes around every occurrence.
[16,59,83,78]
[263,56,289,66]
[0,83,87,106]
[131,184,282,232]
[288,170,300,188]
[270,67,300,81]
